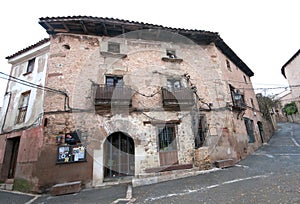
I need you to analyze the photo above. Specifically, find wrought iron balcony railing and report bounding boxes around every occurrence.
[161,87,194,108]
[232,99,247,111]
[94,84,132,107]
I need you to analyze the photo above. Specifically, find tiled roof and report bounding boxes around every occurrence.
[6,38,50,60]
[7,16,254,77]
[39,16,218,36]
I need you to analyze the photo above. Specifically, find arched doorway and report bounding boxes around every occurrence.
[104,132,135,178]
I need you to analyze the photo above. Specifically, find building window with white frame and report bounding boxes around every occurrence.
[25,58,35,74]
[16,91,30,124]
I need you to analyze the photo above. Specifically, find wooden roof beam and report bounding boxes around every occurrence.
[62,23,70,32]
[45,22,54,32]
[102,23,108,35]
[80,20,88,34]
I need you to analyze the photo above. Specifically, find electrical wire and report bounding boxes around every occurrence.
[0,71,67,95]
[0,71,295,94]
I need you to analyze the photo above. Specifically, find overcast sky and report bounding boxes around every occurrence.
[0,0,299,106]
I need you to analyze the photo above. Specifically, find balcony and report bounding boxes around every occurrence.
[161,87,194,109]
[232,99,247,111]
[94,84,132,109]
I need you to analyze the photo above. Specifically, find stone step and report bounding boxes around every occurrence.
[215,159,235,168]
[5,179,14,184]
[0,183,13,190]
[51,181,81,196]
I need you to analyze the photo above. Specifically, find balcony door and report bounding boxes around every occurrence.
[167,79,181,92]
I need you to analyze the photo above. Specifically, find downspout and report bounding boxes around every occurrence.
[1,92,12,133]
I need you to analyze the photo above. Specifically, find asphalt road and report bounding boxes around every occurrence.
[1,122,300,203]
[133,122,300,203]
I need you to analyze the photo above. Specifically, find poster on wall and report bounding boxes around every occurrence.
[57,145,86,163]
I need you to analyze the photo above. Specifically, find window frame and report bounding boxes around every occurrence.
[167,79,181,91]
[194,115,207,148]
[166,50,177,59]
[107,42,121,54]
[250,98,255,109]
[244,118,255,143]
[157,124,177,152]
[16,91,31,124]
[229,84,246,108]
[226,59,231,71]
[24,58,35,75]
[105,76,123,87]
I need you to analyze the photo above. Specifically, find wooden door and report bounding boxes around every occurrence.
[159,151,178,166]
[7,137,20,178]
[158,125,178,166]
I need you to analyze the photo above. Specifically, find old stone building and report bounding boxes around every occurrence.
[281,49,300,123]
[0,16,268,193]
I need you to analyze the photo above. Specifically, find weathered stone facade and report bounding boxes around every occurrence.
[281,49,300,123]
[0,16,270,192]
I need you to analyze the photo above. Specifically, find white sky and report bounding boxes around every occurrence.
[0,0,299,106]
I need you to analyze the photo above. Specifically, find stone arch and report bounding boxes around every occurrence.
[103,131,135,179]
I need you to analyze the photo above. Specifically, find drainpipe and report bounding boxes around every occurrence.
[1,92,12,133]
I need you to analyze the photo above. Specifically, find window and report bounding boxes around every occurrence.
[158,125,177,151]
[167,79,181,91]
[195,115,206,148]
[26,58,35,74]
[106,76,123,87]
[229,85,246,108]
[250,98,255,109]
[16,91,30,124]
[166,50,177,59]
[243,75,248,84]
[244,118,255,143]
[65,132,81,145]
[226,59,231,71]
[107,42,120,53]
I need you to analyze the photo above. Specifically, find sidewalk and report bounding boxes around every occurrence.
[32,183,129,204]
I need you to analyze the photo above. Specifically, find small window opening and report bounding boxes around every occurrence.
[63,44,70,50]
[167,79,181,91]
[43,118,48,127]
[108,42,120,53]
[195,115,206,148]
[250,98,255,109]
[26,58,35,73]
[166,50,177,59]
[226,59,231,71]
[65,132,81,145]
[106,76,123,87]
[243,75,248,84]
